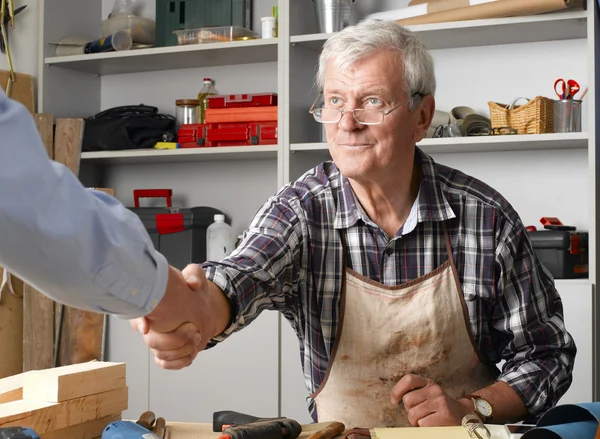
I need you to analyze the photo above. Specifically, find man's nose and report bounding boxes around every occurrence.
[338,110,364,131]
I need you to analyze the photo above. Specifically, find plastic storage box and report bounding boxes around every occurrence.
[173,26,258,45]
[529,230,588,279]
[207,93,278,108]
[102,15,156,45]
[128,189,223,268]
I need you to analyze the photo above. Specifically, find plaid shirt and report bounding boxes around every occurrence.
[203,147,576,421]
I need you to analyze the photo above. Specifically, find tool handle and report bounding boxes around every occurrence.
[133,189,173,208]
[219,419,302,439]
[213,411,275,432]
[306,422,345,439]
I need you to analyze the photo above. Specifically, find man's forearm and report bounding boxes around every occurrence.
[458,381,528,424]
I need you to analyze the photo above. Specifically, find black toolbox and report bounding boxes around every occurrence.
[528,230,588,279]
[128,189,223,269]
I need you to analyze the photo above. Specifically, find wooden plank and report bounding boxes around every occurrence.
[0,269,23,379]
[0,371,32,404]
[53,118,106,367]
[34,114,54,158]
[23,361,125,403]
[41,413,121,439]
[0,386,128,434]
[22,284,55,372]
[23,116,56,372]
[0,71,35,113]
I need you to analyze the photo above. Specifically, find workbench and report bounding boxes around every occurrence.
[167,422,331,439]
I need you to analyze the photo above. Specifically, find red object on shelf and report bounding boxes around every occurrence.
[539,217,563,226]
[207,93,278,108]
[205,106,278,124]
[177,122,277,147]
[133,189,173,208]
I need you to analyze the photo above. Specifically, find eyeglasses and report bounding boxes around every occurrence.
[309,93,423,125]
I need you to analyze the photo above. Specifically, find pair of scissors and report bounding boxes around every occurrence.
[554,78,580,100]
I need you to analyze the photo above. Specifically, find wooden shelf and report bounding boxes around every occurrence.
[45,39,279,75]
[291,10,587,51]
[81,145,279,165]
[291,133,589,155]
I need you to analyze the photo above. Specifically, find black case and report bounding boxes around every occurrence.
[528,230,588,279]
[129,206,223,269]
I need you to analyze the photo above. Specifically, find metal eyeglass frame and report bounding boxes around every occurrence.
[308,92,424,125]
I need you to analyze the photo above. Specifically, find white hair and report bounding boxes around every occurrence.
[317,20,436,110]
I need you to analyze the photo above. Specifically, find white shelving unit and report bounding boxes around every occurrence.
[291,132,589,155]
[39,0,598,425]
[81,145,279,164]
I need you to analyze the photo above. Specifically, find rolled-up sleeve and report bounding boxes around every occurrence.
[493,219,576,418]
[0,91,168,318]
[202,194,304,344]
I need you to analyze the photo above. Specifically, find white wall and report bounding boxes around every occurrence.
[0,0,39,79]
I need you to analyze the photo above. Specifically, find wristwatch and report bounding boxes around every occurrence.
[465,395,493,423]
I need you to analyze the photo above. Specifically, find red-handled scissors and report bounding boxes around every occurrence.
[554,78,580,100]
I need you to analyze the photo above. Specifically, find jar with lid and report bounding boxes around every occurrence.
[175,99,200,128]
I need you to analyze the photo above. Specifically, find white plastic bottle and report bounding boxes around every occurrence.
[206,214,236,261]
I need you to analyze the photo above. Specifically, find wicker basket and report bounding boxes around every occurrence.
[488,96,554,134]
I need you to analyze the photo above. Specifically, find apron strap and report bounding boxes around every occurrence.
[441,221,454,264]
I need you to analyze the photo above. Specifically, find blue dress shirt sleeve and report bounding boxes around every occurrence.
[0,90,168,318]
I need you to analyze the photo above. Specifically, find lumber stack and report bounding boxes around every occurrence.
[0,361,128,439]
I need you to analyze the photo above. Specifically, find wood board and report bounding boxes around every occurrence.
[0,386,128,433]
[0,268,23,379]
[23,361,126,403]
[41,413,121,439]
[0,371,31,404]
[23,115,56,372]
[52,118,106,367]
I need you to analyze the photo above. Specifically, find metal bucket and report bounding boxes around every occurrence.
[313,0,353,34]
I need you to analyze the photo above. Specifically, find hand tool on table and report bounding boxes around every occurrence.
[554,78,581,100]
[305,422,345,439]
[102,411,167,439]
[213,410,302,439]
[0,427,40,439]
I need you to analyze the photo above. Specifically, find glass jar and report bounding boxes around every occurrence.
[175,99,200,127]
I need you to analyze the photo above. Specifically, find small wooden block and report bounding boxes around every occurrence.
[40,413,121,439]
[0,371,31,404]
[0,71,35,113]
[23,361,126,403]
[0,386,128,433]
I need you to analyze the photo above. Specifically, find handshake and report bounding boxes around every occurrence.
[129,264,229,370]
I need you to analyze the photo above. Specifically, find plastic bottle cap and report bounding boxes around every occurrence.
[214,214,226,222]
[204,78,212,82]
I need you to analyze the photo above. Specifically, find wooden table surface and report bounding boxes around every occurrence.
[166,422,339,439]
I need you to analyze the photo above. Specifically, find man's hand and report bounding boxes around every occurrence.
[130,264,231,370]
[390,374,473,427]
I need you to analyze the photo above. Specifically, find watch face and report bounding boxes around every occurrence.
[475,399,492,417]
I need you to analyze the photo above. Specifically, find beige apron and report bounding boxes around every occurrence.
[312,224,496,428]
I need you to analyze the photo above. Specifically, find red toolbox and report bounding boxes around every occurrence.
[178,122,277,147]
[207,93,277,108]
[205,106,278,124]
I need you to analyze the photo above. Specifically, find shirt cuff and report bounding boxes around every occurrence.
[497,362,547,418]
[202,262,243,346]
[92,248,169,318]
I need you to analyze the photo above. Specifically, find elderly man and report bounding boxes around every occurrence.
[135,20,575,428]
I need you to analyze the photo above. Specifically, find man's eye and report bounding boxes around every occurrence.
[328,97,343,108]
[366,97,383,106]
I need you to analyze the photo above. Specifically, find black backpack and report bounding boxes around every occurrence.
[82,104,176,151]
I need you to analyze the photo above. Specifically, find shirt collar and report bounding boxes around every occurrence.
[333,147,455,230]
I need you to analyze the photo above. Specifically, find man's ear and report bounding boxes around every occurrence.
[413,94,435,143]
